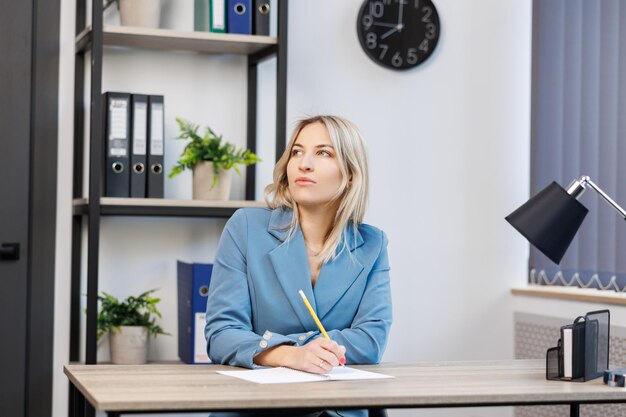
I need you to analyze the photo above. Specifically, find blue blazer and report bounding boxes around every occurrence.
[205,207,392,369]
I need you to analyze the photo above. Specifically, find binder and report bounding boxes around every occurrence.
[253,0,269,36]
[227,0,252,35]
[546,309,609,382]
[209,0,226,33]
[130,94,148,198]
[103,92,131,197]
[147,95,164,198]
[194,0,210,32]
[177,261,213,364]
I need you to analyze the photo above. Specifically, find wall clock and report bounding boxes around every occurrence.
[357,0,440,70]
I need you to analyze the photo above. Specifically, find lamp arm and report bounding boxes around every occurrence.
[586,179,626,219]
[567,175,626,219]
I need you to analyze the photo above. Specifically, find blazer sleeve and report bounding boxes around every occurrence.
[325,230,392,364]
[204,210,278,368]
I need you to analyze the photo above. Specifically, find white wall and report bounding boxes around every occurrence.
[54,1,532,417]
[287,0,532,366]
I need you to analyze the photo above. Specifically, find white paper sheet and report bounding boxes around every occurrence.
[217,366,394,384]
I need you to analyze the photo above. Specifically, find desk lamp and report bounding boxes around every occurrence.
[505,175,626,264]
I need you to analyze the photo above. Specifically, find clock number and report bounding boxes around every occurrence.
[422,6,432,23]
[362,14,373,30]
[383,0,391,5]
[425,22,437,39]
[418,39,429,53]
[407,48,418,65]
[414,0,420,8]
[370,1,385,18]
[366,32,378,49]
[378,44,389,59]
[391,52,403,67]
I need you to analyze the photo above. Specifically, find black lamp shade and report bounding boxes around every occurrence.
[505,181,588,264]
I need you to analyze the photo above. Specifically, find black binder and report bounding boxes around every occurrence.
[130,94,148,198]
[253,0,269,35]
[546,309,609,382]
[147,95,164,198]
[103,92,131,197]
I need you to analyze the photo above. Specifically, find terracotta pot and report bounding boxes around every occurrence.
[109,326,149,364]
[193,161,233,200]
[119,0,161,28]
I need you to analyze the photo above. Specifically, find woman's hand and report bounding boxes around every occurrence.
[284,338,346,374]
[253,338,346,374]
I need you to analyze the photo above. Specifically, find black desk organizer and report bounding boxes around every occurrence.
[546,309,610,382]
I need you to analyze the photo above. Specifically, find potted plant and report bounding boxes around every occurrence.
[97,289,168,364]
[169,117,261,200]
[103,0,161,28]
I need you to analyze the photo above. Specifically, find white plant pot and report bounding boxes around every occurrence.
[109,326,149,364]
[119,0,161,28]
[193,161,233,200]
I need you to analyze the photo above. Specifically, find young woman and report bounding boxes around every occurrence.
[205,115,392,417]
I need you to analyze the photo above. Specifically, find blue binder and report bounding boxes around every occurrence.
[177,261,213,364]
[227,0,252,34]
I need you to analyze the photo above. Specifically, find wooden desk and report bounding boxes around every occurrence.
[64,359,626,417]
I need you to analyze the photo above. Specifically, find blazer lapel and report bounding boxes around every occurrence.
[314,228,365,320]
[268,209,318,330]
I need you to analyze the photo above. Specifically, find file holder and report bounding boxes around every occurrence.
[546,309,610,382]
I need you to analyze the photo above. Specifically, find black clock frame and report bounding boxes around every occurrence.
[357,0,440,70]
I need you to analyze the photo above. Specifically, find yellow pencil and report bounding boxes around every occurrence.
[298,289,345,366]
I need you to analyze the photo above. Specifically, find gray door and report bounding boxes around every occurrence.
[0,1,32,415]
[0,1,32,416]
[0,0,58,415]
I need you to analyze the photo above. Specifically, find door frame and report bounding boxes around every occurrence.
[22,0,59,415]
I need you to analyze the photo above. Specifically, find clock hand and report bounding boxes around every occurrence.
[373,21,397,28]
[380,26,399,40]
[397,0,406,28]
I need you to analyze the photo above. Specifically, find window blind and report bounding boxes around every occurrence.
[531,0,626,291]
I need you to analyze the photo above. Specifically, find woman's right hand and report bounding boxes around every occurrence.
[283,338,346,374]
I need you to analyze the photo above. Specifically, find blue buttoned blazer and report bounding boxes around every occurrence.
[204,207,392,368]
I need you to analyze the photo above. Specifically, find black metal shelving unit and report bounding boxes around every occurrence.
[71,198,267,218]
[70,0,288,368]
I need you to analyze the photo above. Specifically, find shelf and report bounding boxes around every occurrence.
[73,197,266,218]
[511,285,626,306]
[71,1,288,365]
[76,25,278,55]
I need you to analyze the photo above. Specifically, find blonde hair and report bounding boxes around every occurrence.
[264,115,369,263]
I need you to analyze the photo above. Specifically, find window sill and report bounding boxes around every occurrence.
[511,285,626,305]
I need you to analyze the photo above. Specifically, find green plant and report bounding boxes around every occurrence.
[169,117,261,188]
[96,289,168,340]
